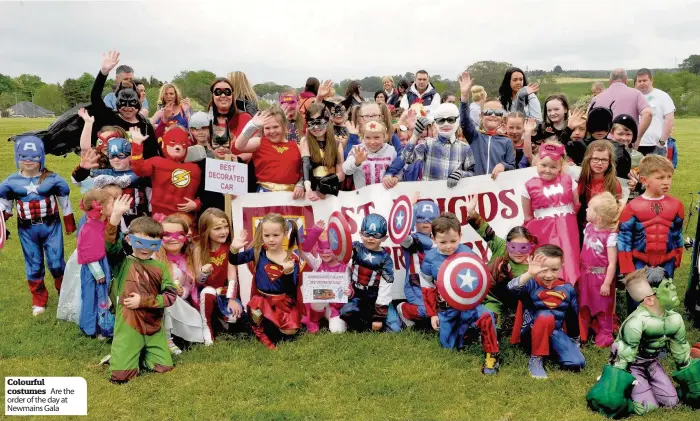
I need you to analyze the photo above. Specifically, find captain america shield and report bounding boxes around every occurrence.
[0,211,5,249]
[327,211,352,264]
[437,253,491,311]
[388,195,412,244]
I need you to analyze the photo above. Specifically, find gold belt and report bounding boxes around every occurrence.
[313,166,330,177]
[257,181,295,192]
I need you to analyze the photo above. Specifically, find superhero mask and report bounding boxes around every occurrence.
[163,231,187,244]
[116,86,141,111]
[360,214,388,238]
[653,278,679,310]
[210,121,231,157]
[107,137,132,159]
[316,230,333,255]
[433,103,459,138]
[15,135,45,170]
[306,108,330,131]
[330,103,346,117]
[128,234,162,252]
[160,127,191,162]
[279,94,298,109]
[539,143,565,161]
[96,130,121,154]
[413,200,439,225]
[507,242,534,255]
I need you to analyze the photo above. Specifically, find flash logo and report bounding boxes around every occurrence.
[171,169,191,187]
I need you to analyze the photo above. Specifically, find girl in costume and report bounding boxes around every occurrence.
[156,214,205,354]
[300,220,348,333]
[576,140,622,236]
[342,120,397,189]
[194,208,243,345]
[300,103,345,201]
[579,192,619,347]
[228,213,303,349]
[77,189,116,338]
[521,140,581,285]
[234,107,304,197]
[466,196,538,333]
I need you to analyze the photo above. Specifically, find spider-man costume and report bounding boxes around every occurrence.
[618,195,684,280]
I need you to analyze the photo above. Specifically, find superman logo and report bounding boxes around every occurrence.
[538,290,567,309]
[265,264,283,281]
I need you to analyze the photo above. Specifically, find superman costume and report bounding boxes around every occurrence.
[0,136,76,311]
[340,241,394,331]
[419,244,500,359]
[618,194,684,280]
[229,248,302,349]
[508,276,585,370]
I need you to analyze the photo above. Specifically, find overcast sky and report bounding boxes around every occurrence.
[2,0,698,86]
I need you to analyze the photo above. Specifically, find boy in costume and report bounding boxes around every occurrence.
[107,197,177,383]
[587,267,700,416]
[0,136,76,315]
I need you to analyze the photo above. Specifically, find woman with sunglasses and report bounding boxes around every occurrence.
[497,67,542,122]
[91,51,159,158]
[207,78,252,138]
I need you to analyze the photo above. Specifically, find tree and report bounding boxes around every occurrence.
[0,73,13,94]
[148,76,164,89]
[465,61,513,97]
[34,84,68,114]
[253,82,292,97]
[13,74,45,97]
[62,73,95,107]
[553,65,563,73]
[680,54,700,75]
[172,70,217,106]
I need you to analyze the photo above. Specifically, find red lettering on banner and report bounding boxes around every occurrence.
[390,246,405,270]
[464,240,489,262]
[436,197,447,214]
[477,192,497,222]
[447,196,468,224]
[340,206,358,233]
[499,189,518,219]
[355,202,375,219]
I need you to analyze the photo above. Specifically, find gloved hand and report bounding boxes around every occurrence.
[447,169,462,188]
[414,117,429,136]
[586,364,637,418]
[673,358,700,409]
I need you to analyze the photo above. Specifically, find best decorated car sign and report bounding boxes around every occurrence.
[204,158,248,196]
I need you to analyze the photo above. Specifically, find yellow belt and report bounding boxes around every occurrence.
[313,166,330,177]
[257,181,295,192]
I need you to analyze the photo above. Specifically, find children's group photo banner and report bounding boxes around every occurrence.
[230,167,629,304]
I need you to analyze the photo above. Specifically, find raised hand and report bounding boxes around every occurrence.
[252,110,273,128]
[162,103,176,121]
[80,148,100,170]
[345,120,359,135]
[567,108,586,130]
[112,194,133,218]
[406,109,417,131]
[317,80,333,99]
[527,254,549,277]
[230,229,249,251]
[524,117,538,135]
[466,195,478,217]
[128,127,148,145]
[101,50,120,75]
[526,82,540,95]
[315,220,326,230]
[181,97,191,110]
[353,146,368,164]
[78,108,94,123]
[458,71,474,98]
[411,191,421,206]
[414,117,429,136]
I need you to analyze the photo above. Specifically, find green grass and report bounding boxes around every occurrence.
[0,118,699,421]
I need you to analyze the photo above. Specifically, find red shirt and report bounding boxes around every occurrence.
[577,177,622,201]
[230,112,252,137]
[252,138,302,185]
[206,243,228,289]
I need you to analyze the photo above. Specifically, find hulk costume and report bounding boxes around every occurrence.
[588,271,699,417]
[106,223,178,383]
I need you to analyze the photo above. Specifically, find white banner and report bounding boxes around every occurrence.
[204,158,248,196]
[231,167,629,305]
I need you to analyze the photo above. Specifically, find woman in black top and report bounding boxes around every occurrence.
[91,51,159,158]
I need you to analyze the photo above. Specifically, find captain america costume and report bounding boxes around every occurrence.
[419,244,500,354]
[508,276,585,370]
[0,136,76,309]
[340,241,394,331]
[618,195,684,280]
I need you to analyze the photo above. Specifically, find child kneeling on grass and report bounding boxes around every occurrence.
[107,196,177,383]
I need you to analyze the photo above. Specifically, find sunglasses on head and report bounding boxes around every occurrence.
[506,241,534,255]
[435,117,458,125]
[163,231,187,243]
[118,99,139,108]
[213,88,232,97]
[482,109,505,117]
[361,231,385,239]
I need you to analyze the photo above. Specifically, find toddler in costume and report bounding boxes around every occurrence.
[300,220,348,333]
[522,141,580,284]
[579,192,619,348]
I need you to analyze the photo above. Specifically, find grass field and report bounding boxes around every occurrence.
[0,118,698,421]
[555,77,607,84]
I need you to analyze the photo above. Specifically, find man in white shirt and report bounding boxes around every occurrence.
[634,68,675,156]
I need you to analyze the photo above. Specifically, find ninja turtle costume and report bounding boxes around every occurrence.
[106,223,177,383]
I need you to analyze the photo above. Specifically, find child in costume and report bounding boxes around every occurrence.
[579,192,619,348]
[130,126,202,217]
[588,268,699,416]
[458,72,516,177]
[107,199,177,383]
[156,214,205,355]
[576,140,622,237]
[229,213,303,349]
[300,220,348,333]
[77,189,116,338]
[342,121,397,189]
[395,193,440,328]
[465,196,537,334]
[194,208,243,346]
[618,155,683,281]
[301,103,344,200]
[72,109,124,192]
[508,244,585,379]
[340,214,394,332]
[0,136,77,316]
[522,141,581,285]
[419,212,500,375]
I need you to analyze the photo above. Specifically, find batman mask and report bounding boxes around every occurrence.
[116,87,141,111]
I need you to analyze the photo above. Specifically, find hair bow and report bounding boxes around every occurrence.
[80,199,104,220]
[152,213,167,223]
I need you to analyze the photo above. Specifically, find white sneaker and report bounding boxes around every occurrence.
[32,306,45,316]
[167,338,182,355]
[99,354,111,365]
[396,303,415,328]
